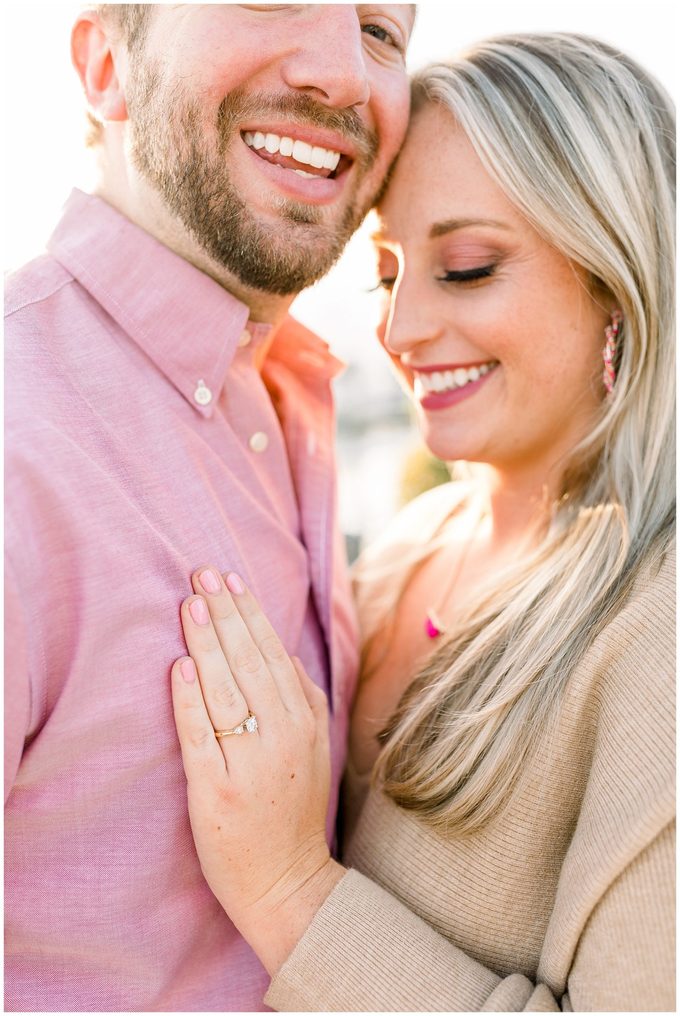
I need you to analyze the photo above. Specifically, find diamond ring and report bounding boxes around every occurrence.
[214,712,259,739]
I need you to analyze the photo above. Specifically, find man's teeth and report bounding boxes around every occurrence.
[414,362,497,396]
[244,131,341,172]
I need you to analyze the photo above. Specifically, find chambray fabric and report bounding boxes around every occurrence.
[4,190,358,1012]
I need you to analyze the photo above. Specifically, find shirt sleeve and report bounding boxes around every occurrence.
[4,554,31,802]
[265,824,675,1013]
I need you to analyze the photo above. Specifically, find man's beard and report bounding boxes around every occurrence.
[127,64,380,295]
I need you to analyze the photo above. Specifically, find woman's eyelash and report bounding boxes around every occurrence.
[367,264,497,293]
[367,278,396,293]
[436,264,497,283]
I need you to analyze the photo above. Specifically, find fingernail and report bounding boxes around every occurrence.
[180,658,197,683]
[189,598,209,625]
[226,572,245,595]
[198,569,221,594]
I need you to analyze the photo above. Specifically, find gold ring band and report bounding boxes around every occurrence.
[214,711,258,738]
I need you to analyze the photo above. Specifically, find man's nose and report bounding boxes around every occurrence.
[280,6,370,109]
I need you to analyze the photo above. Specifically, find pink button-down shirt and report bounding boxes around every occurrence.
[5,190,359,1012]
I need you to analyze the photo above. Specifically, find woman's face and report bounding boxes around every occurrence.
[373,103,612,482]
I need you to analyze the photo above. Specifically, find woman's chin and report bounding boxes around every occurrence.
[420,426,477,466]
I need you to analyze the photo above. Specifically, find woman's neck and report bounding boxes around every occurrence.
[473,462,559,552]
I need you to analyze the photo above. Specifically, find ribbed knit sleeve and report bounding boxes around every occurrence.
[265,548,675,1012]
[265,822,674,1012]
[564,822,675,1011]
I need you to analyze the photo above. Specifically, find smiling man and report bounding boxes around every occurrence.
[4,4,412,1011]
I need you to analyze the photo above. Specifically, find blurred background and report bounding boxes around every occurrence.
[5,3,677,559]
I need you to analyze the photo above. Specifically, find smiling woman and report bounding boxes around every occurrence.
[372,103,613,472]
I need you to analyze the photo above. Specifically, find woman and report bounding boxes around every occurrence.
[170,34,675,1011]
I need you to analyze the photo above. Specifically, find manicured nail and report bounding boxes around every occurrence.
[189,597,209,625]
[199,569,221,594]
[226,572,245,595]
[180,658,197,684]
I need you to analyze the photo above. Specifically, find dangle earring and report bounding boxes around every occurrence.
[602,310,623,395]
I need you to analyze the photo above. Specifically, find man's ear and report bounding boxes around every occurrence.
[71,10,128,123]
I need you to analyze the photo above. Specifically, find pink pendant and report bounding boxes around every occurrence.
[424,612,443,639]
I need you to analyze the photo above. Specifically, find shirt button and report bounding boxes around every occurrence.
[194,379,212,406]
[249,431,269,453]
[238,328,252,348]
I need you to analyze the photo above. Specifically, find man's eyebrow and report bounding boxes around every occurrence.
[429,218,511,238]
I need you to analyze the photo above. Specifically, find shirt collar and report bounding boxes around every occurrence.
[47,189,271,418]
[266,314,346,383]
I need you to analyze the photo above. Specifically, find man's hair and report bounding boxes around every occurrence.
[85,4,152,146]
[97,4,150,49]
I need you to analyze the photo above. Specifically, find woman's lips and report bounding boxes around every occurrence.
[414,362,499,410]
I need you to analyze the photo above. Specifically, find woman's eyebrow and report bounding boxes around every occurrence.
[429,217,511,238]
[370,218,511,245]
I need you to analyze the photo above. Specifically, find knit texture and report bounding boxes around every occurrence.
[266,545,675,1011]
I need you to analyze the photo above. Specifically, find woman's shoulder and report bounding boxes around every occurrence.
[600,540,675,687]
[581,539,674,727]
[568,540,675,852]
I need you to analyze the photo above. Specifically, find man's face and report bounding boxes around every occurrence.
[124,5,413,294]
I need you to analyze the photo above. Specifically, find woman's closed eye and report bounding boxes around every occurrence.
[436,263,497,284]
[369,263,497,293]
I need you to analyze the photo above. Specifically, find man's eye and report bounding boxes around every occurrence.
[362,23,401,49]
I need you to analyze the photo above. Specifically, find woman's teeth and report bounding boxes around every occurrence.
[243,131,341,177]
[414,362,498,396]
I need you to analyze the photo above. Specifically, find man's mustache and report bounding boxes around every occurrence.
[217,89,379,169]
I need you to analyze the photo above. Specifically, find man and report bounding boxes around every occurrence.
[4,5,413,1010]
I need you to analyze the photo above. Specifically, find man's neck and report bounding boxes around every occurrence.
[93,174,296,330]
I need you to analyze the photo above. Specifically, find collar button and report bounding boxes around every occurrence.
[194,380,212,406]
[238,328,252,348]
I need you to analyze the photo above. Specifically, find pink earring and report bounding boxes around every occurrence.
[602,310,623,395]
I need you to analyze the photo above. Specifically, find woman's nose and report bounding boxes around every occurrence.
[383,283,444,359]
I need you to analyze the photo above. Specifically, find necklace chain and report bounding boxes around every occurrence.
[424,505,486,639]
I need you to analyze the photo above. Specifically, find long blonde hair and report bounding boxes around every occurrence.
[363,34,675,834]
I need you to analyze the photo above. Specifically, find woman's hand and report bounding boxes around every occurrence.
[170,566,345,974]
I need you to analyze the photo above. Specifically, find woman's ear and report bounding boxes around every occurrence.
[71,10,128,124]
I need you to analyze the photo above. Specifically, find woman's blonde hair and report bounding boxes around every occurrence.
[363,33,675,834]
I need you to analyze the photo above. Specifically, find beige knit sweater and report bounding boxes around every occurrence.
[266,535,675,1012]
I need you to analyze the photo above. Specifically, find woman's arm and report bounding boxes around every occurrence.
[264,826,674,1011]
[171,565,675,1011]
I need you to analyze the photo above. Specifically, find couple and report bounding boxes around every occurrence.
[5,5,674,1013]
